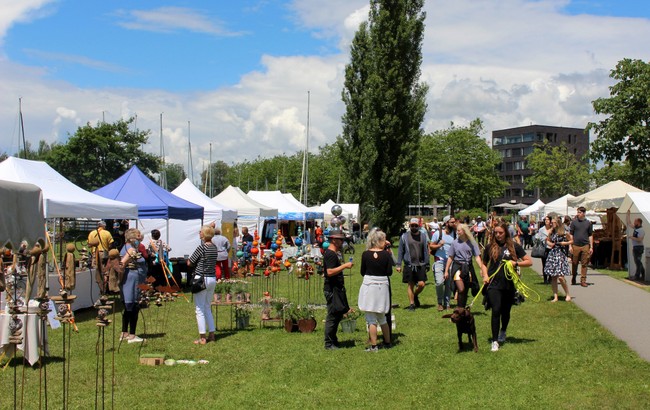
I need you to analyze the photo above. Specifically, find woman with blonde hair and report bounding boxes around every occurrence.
[187,225,218,344]
[119,228,148,343]
[444,224,487,308]
[543,217,572,302]
[358,228,393,352]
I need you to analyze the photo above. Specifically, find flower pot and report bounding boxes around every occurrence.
[284,319,298,333]
[225,293,232,303]
[340,319,356,333]
[214,293,222,303]
[298,318,317,333]
[236,293,243,303]
[236,316,250,330]
[245,292,251,303]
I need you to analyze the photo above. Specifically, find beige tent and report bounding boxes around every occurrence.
[568,180,644,211]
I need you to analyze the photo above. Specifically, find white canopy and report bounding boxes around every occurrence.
[310,199,360,220]
[248,190,316,220]
[0,180,45,248]
[568,180,644,211]
[137,179,238,258]
[541,194,577,217]
[0,157,138,219]
[213,186,277,219]
[616,192,650,279]
[518,199,545,216]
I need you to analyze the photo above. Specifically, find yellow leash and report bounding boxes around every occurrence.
[468,260,541,308]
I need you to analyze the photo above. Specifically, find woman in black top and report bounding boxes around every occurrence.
[323,229,354,350]
[482,220,532,352]
[358,228,393,352]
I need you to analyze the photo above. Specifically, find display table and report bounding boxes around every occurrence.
[211,301,248,330]
[0,312,48,366]
[47,269,101,311]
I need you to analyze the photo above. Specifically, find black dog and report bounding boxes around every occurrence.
[442,307,478,352]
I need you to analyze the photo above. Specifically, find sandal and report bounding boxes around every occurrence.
[193,338,207,345]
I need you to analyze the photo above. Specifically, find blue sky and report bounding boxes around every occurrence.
[1,0,649,183]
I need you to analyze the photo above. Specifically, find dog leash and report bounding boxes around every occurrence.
[467,260,541,308]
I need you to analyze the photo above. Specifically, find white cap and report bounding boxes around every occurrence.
[442,215,450,223]
[409,218,419,225]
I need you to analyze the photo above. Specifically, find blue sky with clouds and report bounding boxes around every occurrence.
[1,0,649,184]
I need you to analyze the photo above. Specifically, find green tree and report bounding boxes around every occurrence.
[48,118,159,191]
[588,58,650,189]
[419,120,505,211]
[17,140,56,161]
[339,0,428,236]
[162,163,186,191]
[525,141,590,197]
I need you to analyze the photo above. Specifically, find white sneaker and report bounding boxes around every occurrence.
[128,335,145,344]
[491,341,499,352]
[498,330,506,343]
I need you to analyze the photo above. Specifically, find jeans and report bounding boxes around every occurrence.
[433,260,451,306]
[633,246,645,279]
[194,276,217,334]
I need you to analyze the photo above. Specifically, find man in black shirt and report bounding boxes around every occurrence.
[323,229,354,350]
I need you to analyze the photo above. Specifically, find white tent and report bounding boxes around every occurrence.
[136,179,238,258]
[518,199,545,216]
[568,180,644,211]
[0,180,45,248]
[616,192,650,279]
[541,194,577,217]
[213,185,278,234]
[282,193,324,219]
[0,157,138,219]
[248,190,314,220]
[310,199,360,220]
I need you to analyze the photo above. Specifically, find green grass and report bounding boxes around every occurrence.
[592,267,650,293]
[3,243,650,409]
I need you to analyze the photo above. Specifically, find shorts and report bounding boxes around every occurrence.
[365,311,387,326]
[402,265,428,284]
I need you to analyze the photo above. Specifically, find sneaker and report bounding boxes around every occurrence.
[406,304,416,311]
[491,341,499,352]
[324,345,340,351]
[497,330,506,343]
[381,342,393,350]
[128,335,144,344]
[365,345,379,353]
[414,295,421,307]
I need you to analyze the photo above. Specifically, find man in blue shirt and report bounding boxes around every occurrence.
[429,221,455,310]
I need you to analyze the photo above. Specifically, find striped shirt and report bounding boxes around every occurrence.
[189,242,218,277]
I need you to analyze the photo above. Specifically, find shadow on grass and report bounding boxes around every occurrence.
[1,355,65,368]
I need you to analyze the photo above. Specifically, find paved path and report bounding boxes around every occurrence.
[530,257,650,362]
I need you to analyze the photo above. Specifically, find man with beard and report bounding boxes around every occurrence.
[397,218,430,311]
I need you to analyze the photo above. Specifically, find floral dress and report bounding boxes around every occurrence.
[543,233,570,277]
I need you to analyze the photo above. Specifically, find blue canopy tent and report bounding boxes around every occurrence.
[93,166,204,220]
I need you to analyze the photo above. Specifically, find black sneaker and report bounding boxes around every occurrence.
[414,295,421,307]
[381,342,393,349]
[406,304,415,311]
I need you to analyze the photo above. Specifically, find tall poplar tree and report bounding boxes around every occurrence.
[339,0,428,236]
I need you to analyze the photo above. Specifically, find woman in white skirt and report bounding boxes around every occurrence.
[358,228,393,352]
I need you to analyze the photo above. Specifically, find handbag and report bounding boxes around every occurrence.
[330,286,350,315]
[190,274,206,293]
[530,238,546,258]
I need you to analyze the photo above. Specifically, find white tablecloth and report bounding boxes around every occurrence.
[0,313,48,366]
[47,269,101,311]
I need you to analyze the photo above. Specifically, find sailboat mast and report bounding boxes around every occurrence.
[18,98,27,158]
[187,120,194,183]
[159,113,167,189]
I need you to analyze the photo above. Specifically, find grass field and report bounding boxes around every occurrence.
[3,244,650,409]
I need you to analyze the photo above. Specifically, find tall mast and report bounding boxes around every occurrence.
[159,113,167,189]
[18,98,27,158]
[299,91,310,205]
[187,120,194,183]
[209,143,213,197]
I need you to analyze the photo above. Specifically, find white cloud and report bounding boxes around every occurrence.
[0,0,56,47]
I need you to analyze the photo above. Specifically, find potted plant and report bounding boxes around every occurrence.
[271,298,288,319]
[234,304,252,329]
[340,308,361,333]
[283,304,317,333]
[222,280,233,303]
[240,281,251,303]
[213,280,224,303]
[230,280,244,302]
